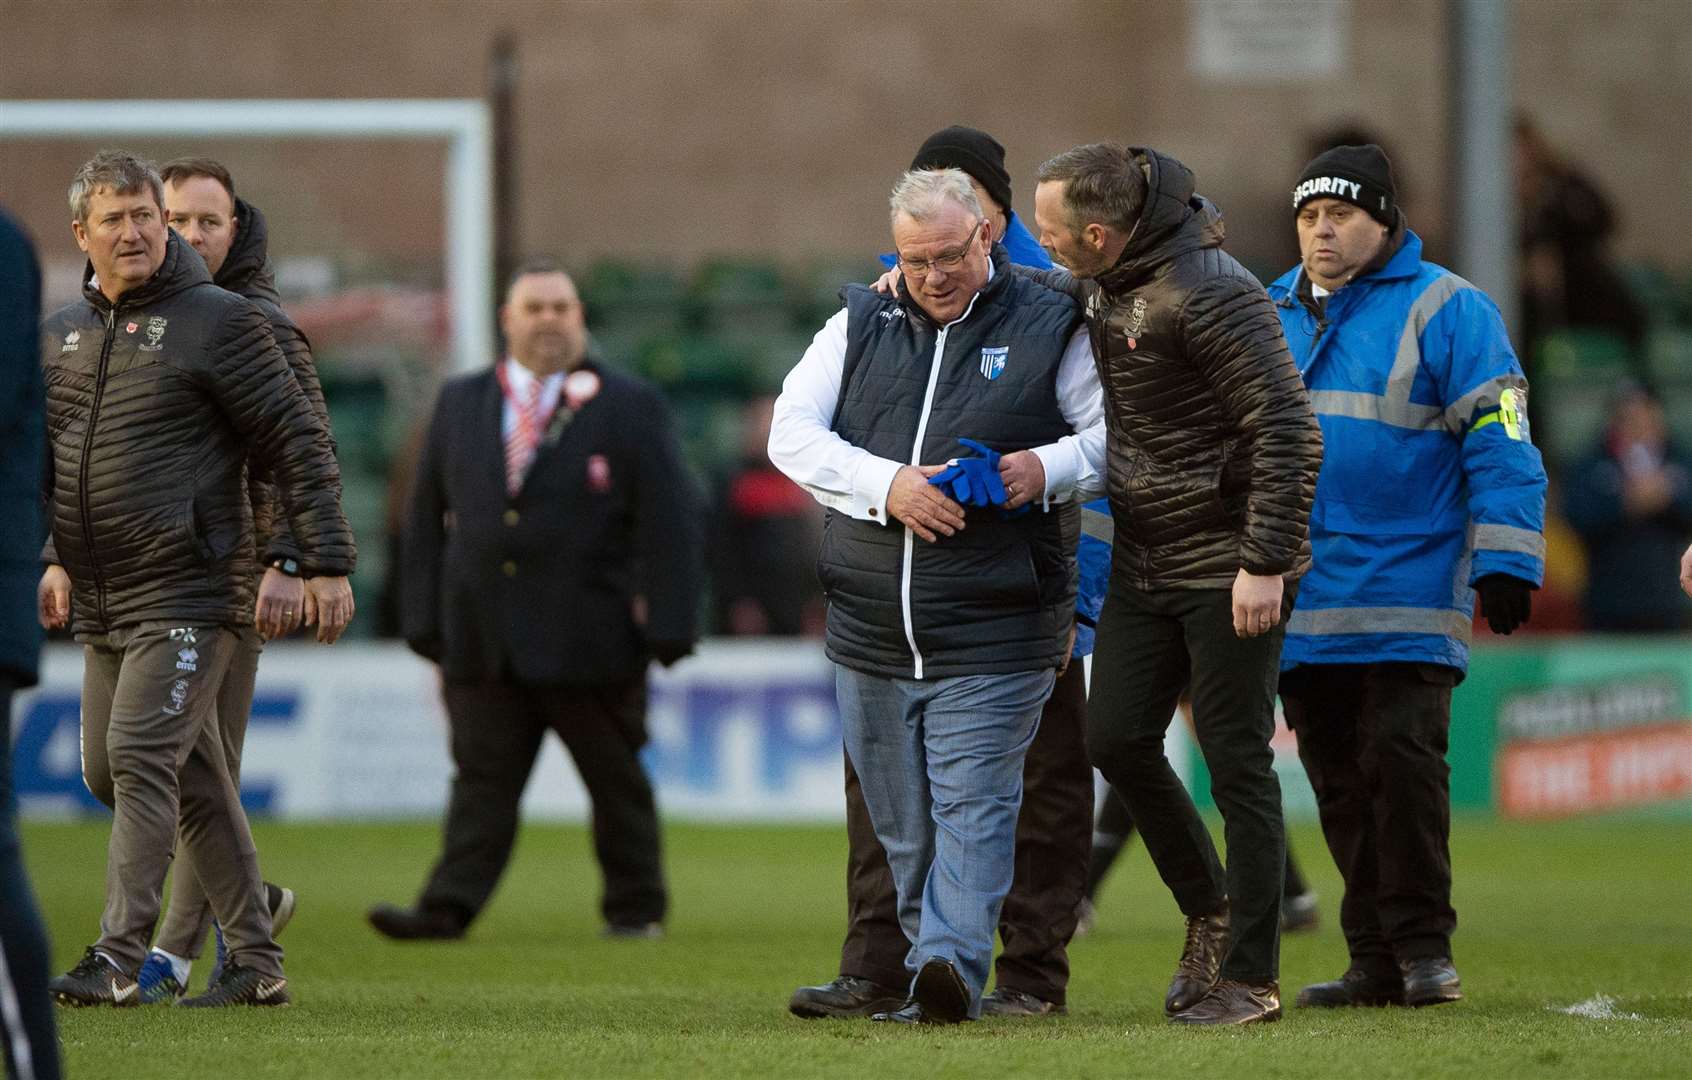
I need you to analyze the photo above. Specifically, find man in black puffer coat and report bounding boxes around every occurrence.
[77,159,333,1000]
[1029,144,1321,1026]
[38,151,354,1008]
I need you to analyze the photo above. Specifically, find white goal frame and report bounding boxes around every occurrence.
[0,98,493,374]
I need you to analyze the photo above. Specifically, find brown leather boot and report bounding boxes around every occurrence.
[1169,980,1282,1025]
[1164,907,1231,1015]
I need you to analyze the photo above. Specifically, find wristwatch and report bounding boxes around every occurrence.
[269,557,301,577]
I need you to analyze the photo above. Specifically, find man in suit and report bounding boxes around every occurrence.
[369,260,702,940]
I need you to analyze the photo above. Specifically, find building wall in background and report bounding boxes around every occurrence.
[2,0,1688,286]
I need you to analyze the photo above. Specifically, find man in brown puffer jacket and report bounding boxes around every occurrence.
[1029,144,1321,1026]
[37,150,354,1008]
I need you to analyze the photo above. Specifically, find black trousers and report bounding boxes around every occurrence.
[419,676,667,928]
[1279,662,1458,973]
[1085,580,1294,984]
[1088,787,1309,901]
[838,660,1092,1005]
[2,680,61,1080]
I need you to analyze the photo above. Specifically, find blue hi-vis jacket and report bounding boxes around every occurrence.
[1267,230,1547,673]
[882,212,1112,658]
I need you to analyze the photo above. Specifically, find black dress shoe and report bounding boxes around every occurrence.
[1401,957,1462,1006]
[871,1000,974,1025]
[1296,968,1406,1008]
[366,902,466,941]
[788,975,905,1019]
[1169,980,1282,1026]
[1165,907,1230,1015]
[912,957,971,1024]
[980,987,1067,1018]
[871,1001,926,1024]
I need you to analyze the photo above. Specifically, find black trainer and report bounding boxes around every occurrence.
[176,962,290,1007]
[49,947,139,1007]
[789,975,905,1019]
[1296,968,1405,1008]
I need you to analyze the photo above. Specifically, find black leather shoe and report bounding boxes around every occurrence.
[1401,957,1462,1006]
[912,957,971,1024]
[1169,980,1282,1026]
[1165,907,1230,1015]
[788,975,905,1019]
[1296,968,1405,1008]
[980,987,1067,1018]
[870,1001,926,1024]
[366,903,466,941]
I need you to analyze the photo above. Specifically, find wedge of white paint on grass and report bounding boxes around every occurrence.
[1558,994,1642,1020]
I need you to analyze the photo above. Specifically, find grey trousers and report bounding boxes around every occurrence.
[78,625,281,978]
[154,627,262,959]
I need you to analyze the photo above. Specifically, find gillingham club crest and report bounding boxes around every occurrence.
[979,345,1008,381]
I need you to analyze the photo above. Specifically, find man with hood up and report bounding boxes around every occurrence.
[1029,143,1322,1025]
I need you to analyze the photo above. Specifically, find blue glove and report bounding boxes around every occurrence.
[927,438,1007,507]
[960,438,1032,518]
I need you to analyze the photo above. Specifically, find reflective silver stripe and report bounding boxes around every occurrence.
[1472,523,1545,559]
[1313,272,1476,432]
[1386,273,1471,400]
[1445,373,1528,434]
[1287,605,1474,639]
[1080,507,1114,544]
[1308,389,1443,429]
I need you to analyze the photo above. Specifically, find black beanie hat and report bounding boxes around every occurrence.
[1292,143,1397,226]
[911,126,1014,215]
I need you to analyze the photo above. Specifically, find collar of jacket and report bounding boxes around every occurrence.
[895,241,1014,326]
[1093,147,1225,297]
[215,197,283,304]
[81,227,212,313]
[1278,215,1420,311]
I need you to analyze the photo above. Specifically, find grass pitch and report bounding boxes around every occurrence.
[24,811,1690,1079]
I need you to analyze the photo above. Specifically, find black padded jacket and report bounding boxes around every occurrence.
[41,229,354,635]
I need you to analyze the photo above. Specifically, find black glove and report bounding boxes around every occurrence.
[649,639,693,667]
[1476,574,1534,635]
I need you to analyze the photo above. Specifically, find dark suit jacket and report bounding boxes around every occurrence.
[401,358,702,685]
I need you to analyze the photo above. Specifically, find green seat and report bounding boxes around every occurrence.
[1616,261,1680,327]
[1534,329,1634,381]
[579,261,688,336]
[1645,329,1692,388]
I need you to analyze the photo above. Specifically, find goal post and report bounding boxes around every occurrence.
[0,98,493,374]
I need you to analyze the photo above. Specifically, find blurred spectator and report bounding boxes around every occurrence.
[1515,114,1647,363]
[710,394,824,636]
[1562,384,1692,631]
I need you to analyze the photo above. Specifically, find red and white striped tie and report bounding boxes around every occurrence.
[504,377,542,496]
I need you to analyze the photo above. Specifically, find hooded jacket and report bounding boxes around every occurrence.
[214,198,332,568]
[41,229,354,636]
[1036,148,1322,589]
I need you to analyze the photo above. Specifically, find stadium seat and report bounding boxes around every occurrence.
[1645,328,1692,388]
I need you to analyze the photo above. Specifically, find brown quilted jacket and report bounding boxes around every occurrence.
[1039,148,1322,589]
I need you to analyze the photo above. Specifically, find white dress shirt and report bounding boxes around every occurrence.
[501,357,566,438]
[768,277,1106,524]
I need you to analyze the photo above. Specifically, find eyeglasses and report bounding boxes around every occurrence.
[897,220,983,278]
